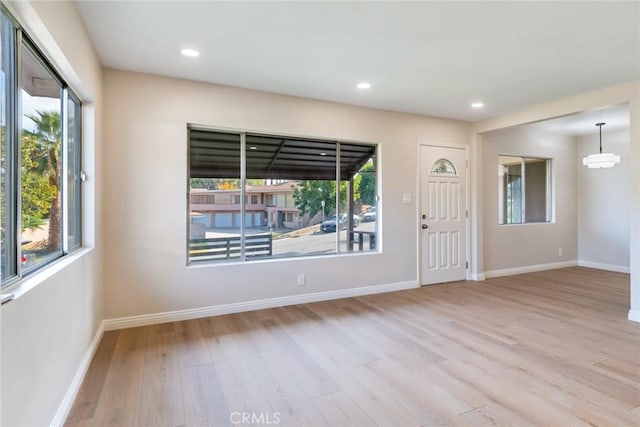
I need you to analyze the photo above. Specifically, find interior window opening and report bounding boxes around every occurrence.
[498,155,551,225]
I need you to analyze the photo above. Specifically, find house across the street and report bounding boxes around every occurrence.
[190,181,301,229]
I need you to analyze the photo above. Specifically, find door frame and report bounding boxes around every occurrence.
[416,141,471,285]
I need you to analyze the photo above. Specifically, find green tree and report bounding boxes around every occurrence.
[356,161,376,205]
[21,134,56,231]
[292,180,354,216]
[189,178,219,189]
[190,178,265,189]
[247,179,266,187]
[24,110,61,250]
[293,180,334,216]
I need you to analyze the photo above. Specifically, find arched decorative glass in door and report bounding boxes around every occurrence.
[430,158,457,175]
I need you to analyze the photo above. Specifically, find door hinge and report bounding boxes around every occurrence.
[466,261,469,269]
[466,160,469,167]
[465,210,468,218]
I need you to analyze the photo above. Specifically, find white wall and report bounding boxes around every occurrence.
[102,69,470,320]
[577,129,630,270]
[482,126,577,273]
[0,1,103,426]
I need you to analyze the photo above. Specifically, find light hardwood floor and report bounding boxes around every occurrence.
[66,267,640,426]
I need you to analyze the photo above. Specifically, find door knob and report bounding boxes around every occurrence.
[421,224,428,229]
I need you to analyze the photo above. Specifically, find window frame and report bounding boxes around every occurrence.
[2,9,19,281]
[498,154,552,226]
[1,6,83,289]
[66,90,83,253]
[187,125,380,265]
[19,36,65,275]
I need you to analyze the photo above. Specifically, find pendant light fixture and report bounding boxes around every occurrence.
[582,122,620,168]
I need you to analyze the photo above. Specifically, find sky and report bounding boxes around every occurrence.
[21,89,60,133]
[1,71,60,132]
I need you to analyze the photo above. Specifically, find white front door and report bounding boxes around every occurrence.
[420,145,467,285]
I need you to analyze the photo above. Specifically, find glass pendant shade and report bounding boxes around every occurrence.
[582,152,620,168]
[582,122,619,168]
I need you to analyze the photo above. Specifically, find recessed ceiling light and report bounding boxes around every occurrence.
[471,101,484,108]
[356,82,371,89]
[181,48,199,57]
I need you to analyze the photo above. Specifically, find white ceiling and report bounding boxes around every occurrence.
[525,104,630,136]
[75,1,639,122]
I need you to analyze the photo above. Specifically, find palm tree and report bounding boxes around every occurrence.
[24,110,62,251]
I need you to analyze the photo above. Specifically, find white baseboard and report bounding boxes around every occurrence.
[470,273,485,281]
[578,260,630,274]
[483,260,578,279]
[628,310,640,323]
[104,280,419,330]
[51,320,105,427]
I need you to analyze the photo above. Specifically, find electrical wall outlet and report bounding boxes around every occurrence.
[297,273,306,286]
[558,248,563,257]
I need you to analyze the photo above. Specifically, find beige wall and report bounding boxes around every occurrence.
[102,68,470,319]
[577,129,630,269]
[482,126,578,272]
[1,1,103,426]
[472,81,640,320]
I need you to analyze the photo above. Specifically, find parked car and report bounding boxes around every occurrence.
[320,214,360,232]
[362,207,377,222]
[20,240,37,268]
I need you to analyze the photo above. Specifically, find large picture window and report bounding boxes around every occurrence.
[1,8,83,287]
[498,155,551,225]
[188,128,378,264]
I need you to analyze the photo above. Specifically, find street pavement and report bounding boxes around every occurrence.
[205,221,376,258]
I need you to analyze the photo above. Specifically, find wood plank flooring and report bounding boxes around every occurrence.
[66,267,640,426]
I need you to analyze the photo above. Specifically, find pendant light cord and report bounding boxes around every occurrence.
[599,124,602,153]
[596,122,606,154]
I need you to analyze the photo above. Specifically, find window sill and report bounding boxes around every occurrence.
[1,247,94,303]
[498,222,554,226]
